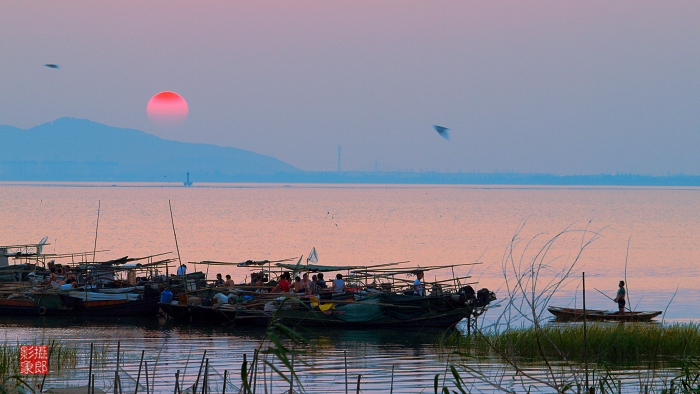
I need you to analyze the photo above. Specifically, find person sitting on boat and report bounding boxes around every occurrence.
[331,273,346,294]
[214,273,225,287]
[315,273,328,292]
[300,273,312,293]
[613,280,626,313]
[225,274,235,287]
[177,264,187,276]
[47,267,65,289]
[255,272,266,292]
[59,278,79,290]
[272,273,291,293]
[309,274,318,295]
[63,268,77,283]
[292,276,306,293]
[413,271,425,296]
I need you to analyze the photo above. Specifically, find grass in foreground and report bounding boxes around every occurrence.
[442,322,700,366]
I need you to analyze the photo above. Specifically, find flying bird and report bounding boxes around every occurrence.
[44,64,60,69]
[433,125,450,141]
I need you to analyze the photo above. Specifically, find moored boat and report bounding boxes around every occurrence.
[548,306,662,322]
[160,288,497,328]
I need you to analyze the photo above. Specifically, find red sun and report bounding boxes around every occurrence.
[147,91,188,126]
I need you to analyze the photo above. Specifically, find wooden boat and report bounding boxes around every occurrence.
[160,290,496,329]
[548,306,662,322]
[0,290,161,317]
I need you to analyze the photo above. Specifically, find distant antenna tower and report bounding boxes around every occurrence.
[337,145,341,172]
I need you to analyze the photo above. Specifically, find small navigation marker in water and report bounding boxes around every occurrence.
[184,172,193,187]
[44,64,60,69]
[433,125,450,141]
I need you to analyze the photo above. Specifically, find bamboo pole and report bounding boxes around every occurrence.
[344,351,348,394]
[92,201,100,263]
[114,341,121,394]
[202,359,208,394]
[583,272,589,393]
[222,370,227,394]
[389,365,394,394]
[169,199,181,277]
[251,349,259,394]
[355,375,361,394]
[134,350,145,394]
[144,361,150,394]
[88,343,94,392]
[174,371,180,394]
[193,350,207,394]
[289,352,294,394]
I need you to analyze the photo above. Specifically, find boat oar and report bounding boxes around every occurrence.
[593,287,632,312]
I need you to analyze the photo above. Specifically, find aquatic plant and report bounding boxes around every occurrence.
[0,341,77,393]
[240,299,311,394]
[442,323,700,365]
[434,222,700,393]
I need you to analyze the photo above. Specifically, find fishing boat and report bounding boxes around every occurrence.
[548,306,662,322]
[0,242,179,317]
[160,290,495,328]
[0,290,162,317]
[159,259,497,329]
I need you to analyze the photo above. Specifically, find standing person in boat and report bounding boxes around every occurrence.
[413,271,425,296]
[214,273,225,287]
[177,264,187,276]
[331,273,346,294]
[613,280,626,313]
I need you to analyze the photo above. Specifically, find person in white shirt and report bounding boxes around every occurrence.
[413,271,425,296]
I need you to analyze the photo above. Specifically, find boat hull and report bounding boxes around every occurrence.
[548,307,662,322]
[160,293,477,329]
[0,293,160,317]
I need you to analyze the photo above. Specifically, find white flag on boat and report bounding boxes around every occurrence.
[307,247,318,264]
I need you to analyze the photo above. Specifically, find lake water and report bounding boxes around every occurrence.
[1,182,699,392]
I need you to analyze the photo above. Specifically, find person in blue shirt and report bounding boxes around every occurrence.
[413,271,425,296]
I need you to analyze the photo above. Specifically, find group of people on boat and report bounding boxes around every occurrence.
[213,273,235,288]
[44,264,79,290]
[214,269,428,298]
[267,272,346,295]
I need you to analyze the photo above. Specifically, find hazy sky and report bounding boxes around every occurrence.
[2,1,699,175]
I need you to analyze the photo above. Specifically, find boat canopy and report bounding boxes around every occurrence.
[275,263,365,272]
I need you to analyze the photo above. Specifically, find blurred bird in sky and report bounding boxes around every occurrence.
[44,64,60,69]
[433,125,450,141]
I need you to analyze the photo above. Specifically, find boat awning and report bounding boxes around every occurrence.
[275,263,364,272]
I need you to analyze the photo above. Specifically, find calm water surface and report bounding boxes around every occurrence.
[1,183,699,392]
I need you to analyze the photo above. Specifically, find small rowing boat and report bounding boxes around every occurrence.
[548,306,662,322]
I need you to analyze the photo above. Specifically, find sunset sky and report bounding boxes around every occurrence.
[1,1,699,175]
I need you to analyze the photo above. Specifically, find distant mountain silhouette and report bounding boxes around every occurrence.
[2,118,699,186]
[0,118,299,181]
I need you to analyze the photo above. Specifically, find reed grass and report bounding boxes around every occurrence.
[0,342,78,379]
[442,323,700,366]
